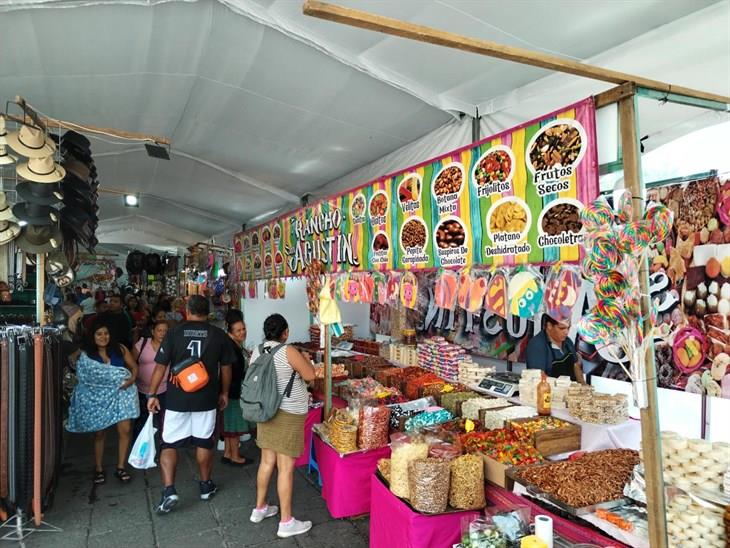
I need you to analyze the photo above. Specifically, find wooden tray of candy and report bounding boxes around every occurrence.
[506,417,581,457]
[506,465,630,516]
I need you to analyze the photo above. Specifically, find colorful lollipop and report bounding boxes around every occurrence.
[584,231,620,273]
[592,298,629,329]
[644,202,674,243]
[594,270,629,300]
[580,198,614,231]
[618,221,653,255]
[577,313,612,345]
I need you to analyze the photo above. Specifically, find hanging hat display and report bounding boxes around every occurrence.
[11,202,58,226]
[62,158,91,182]
[6,124,56,158]
[0,145,16,166]
[0,220,21,246]
[16,182,63,205]
[16,155,66,183]
[60,130,91,159]
[15,224,62,254]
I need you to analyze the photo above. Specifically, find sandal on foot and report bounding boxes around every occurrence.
[114,468,132,483]
[93,470,106,485]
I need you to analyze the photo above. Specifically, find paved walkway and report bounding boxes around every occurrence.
[13,433,369,548]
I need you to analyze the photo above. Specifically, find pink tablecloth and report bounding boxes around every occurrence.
[370,474,480,548]
[313,432,390,518]
[295,406,323,467]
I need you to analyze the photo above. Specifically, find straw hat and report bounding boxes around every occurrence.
[0,145,16,166]
[0,191,15,221]
[0,220,21,246]
[12,203,59,226]
[16,155,66,183]
[6,124,56,158]
[15,224,62,254]
[0,116,9,145]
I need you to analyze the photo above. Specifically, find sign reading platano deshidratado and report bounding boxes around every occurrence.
[235,98,598,280]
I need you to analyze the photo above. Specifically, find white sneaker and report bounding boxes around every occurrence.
[240,434,252,442]
[217,440,225,451]
[277,518,312,538]
[250,505,279,523]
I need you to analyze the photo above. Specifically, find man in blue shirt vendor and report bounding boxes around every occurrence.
[525,314,585,383]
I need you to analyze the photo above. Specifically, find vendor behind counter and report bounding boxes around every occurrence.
[525,314,585,383]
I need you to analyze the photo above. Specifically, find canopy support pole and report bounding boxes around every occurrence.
[618,91,667,548]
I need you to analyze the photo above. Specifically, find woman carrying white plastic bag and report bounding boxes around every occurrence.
[128,414,157,469]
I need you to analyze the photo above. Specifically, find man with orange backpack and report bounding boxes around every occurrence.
[146,295,234,514]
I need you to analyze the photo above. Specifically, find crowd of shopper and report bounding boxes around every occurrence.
[64,289,315,539]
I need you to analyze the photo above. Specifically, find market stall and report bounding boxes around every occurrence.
[230,14,730,540]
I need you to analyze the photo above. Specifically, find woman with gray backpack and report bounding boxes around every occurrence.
[242,313,315,539]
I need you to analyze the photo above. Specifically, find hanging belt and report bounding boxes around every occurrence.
[0,339,9,499]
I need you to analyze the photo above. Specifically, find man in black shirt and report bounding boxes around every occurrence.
[147,295,234,514]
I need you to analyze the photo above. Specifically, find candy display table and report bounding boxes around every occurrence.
[295,406,323,467]
[369,473,480,548]
[313,431,390,518]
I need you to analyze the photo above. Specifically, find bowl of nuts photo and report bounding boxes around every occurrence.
[526,118,586,175]
[487,197,531,242]
[431,162,465,200]
[400,217,428,253]
[434,216,468,251]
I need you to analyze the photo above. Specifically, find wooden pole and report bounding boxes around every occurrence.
[7,96,171,145]
[303,1,730,105]
[618,93,668,548]
[36,254,45,326]
[324,324,332,418]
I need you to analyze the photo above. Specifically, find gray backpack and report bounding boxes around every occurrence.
[240,343,295,423]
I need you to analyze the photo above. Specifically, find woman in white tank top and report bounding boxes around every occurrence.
[248,314,316,539]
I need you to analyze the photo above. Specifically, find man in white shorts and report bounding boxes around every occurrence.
[146,295,234,514]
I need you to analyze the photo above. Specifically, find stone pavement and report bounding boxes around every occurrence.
[16,433,370,548]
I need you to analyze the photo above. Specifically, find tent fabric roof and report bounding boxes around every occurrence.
[0,0,727,249]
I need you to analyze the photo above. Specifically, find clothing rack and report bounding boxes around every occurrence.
[0,326,64,542]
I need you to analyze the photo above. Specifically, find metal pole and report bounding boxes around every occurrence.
[324,324,332,418]
[618,93,667,548]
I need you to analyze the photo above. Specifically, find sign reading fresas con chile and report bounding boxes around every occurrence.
[236,98,598,280]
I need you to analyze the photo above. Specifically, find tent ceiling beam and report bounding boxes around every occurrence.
[6,96,171,145]
[302,1,730,105]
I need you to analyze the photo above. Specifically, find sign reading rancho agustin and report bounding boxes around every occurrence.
[234,98,598,280]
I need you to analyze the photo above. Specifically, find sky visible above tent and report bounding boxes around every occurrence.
[0,0,726,252]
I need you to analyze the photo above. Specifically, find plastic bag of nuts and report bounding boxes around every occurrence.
[358,406,391,450]
[408,458,451,513]
[449,454,486,510]
[390,433,429,499]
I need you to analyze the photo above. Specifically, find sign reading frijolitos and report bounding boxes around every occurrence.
[236,98,598,280]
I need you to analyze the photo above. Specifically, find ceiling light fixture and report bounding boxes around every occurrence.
[124,194,139,207]
[18,220,28,227]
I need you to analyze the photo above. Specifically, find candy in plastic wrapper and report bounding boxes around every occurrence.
[459,516,507,548]
[484,506,530,543]
[405,408,453,432]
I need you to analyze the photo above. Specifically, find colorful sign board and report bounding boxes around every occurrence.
[236,98,598,280]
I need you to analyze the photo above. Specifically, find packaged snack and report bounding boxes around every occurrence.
[449,454,486,510]
[358,405,391,450]
[408,458,451,514]
[390,434,429,499]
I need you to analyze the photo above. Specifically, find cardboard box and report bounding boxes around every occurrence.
[480,454,514,489]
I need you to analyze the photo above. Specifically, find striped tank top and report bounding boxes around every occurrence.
[249,341,309,415]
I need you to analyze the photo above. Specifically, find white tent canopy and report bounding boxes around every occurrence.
[0,0,727,250]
